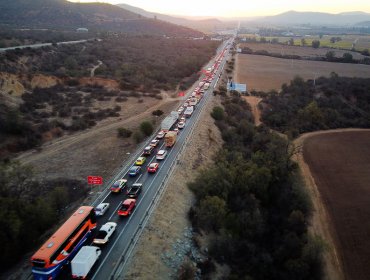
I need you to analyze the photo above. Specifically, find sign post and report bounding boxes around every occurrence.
[87,176,103,194]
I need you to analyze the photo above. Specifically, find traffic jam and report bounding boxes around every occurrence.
[30,41,231,280]
[95,46,227,223]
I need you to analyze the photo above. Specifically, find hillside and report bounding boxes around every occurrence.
[0,0,203,36]
[256,10,370,26]
[117,3,234,33]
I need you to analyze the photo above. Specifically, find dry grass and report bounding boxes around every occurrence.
[235,54,370,92]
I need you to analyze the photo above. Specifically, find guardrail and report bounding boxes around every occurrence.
[108,50,229,279]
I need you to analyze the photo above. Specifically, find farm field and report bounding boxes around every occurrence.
[234,54,370,91]
[238,42,366,59]
[238,34,370,51]
[303,130,370,280]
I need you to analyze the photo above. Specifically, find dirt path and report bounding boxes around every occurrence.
[243,96,262,126]
[293,128,370,280]
[90,60,102,77]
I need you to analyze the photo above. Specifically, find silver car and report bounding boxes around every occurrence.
[95,203,110,216]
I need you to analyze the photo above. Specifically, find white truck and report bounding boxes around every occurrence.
[184,106,194,118]
[203,82,210,90]
[161,111,179,131]
[71,246,101,279]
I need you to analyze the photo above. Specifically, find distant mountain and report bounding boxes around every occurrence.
[256,10,370,26]
[0,0,203,37]
[117,3,235,33]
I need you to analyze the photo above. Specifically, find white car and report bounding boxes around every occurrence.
[180,117,186,123]
[93,222,117,245]
[95,203,110,216]
[177,121,185,129]
[150,139,160,147]
[156,131,166,139]
[177,106,185,114]
[156,149,167,160]
[183,102,189,107]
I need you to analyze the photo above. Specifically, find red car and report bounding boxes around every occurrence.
[117,199,136,216]
[147,162,159,173]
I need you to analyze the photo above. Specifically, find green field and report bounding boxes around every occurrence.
[238,34,370,51]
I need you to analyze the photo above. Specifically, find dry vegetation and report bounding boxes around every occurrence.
[235,53,370,91]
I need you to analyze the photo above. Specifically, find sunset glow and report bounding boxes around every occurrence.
[68,0,370,17]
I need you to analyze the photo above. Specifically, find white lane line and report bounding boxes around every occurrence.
[108,200,124,221]
[93,142,177,279]
[134,174,143,184]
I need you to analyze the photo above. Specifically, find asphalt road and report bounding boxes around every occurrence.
[56,37,233,280]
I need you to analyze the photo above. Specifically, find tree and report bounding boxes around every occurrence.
[311,40,320,49]
[301,38,307,46]
[211,106,225,121]
[325,51,335,61]
[140,121,153,136]
[288,38,294,46]
[117,127,132,138]
[342,52,353,63]
[152,110,164,117]
[260,37,267,43]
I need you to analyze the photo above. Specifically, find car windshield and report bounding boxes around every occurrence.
[150,164,156,168]
[130,167,136,172]
[96,207,102,212]
[120,204,129,211]
[96,230,108,239]
[113,182,120,187]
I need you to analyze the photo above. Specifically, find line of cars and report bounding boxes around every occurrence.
[90,42,229,251]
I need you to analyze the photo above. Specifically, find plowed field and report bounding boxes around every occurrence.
[303,131,370,280]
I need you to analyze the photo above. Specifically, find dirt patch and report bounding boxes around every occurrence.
[235,54,370,91]
[30,74,61,89]
[294,129,370,280]
[0,72,25,96]
[78,77,120,90]
[242,96,262,126]
[16,95,180,182]
[125,94,223,279]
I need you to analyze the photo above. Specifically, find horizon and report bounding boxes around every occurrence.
[67,0,370,17]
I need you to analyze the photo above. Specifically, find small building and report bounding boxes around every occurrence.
[76,28,89,33]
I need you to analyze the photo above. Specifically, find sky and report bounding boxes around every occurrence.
[68,0,370,17]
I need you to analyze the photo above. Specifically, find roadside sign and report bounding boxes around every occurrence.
[87,176,103,185]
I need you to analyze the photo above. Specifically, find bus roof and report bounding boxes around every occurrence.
[31,206,94,261]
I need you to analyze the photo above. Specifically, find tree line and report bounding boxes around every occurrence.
[260,74,370,137]
[0,160,87,273]
[188,94,324,279]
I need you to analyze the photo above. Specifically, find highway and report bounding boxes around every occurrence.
[0,39,92,53]
[56,37,233,280]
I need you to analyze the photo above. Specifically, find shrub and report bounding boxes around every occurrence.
[211,106,224,121]
[117,127,132,138]
[152,110,164,117]
[140,121,153,136]
[133,131,144,143]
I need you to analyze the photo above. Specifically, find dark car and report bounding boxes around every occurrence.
[127,183,142,198]
[128,166,141,177]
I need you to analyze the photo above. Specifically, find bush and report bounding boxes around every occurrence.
[133,130,144,143]
[117,127,132,138]
[140,121,153,136]
[152,110,164,117]
[211,106,224,121]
